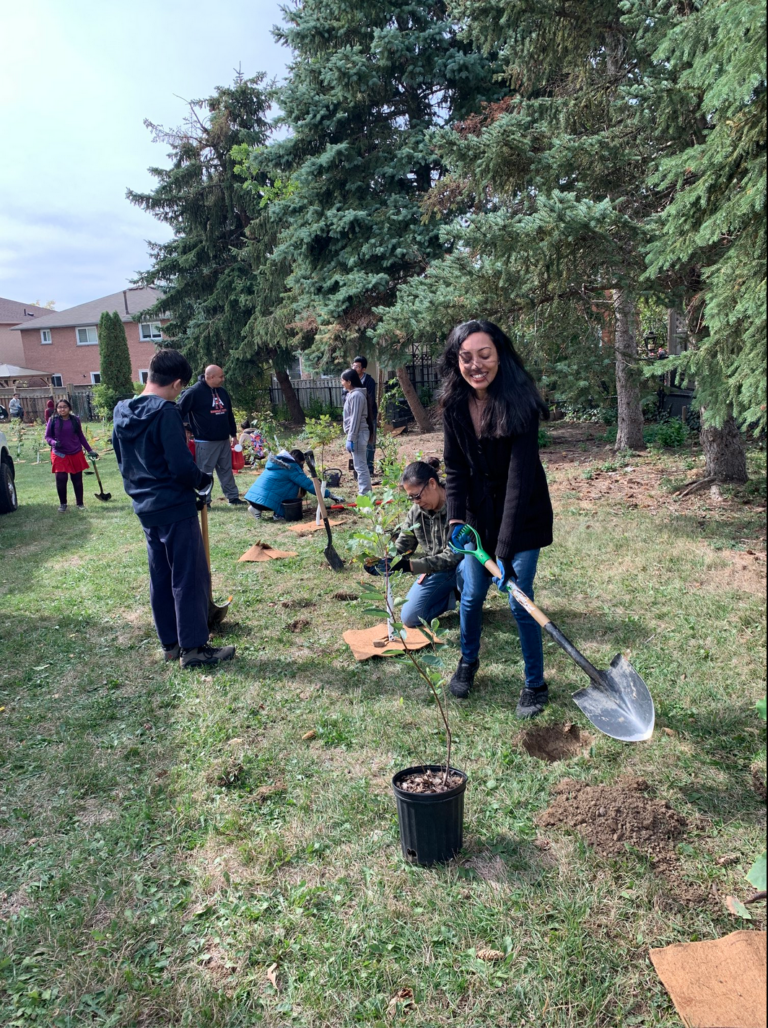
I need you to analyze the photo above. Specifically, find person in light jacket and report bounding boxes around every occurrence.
[341,368,372,495]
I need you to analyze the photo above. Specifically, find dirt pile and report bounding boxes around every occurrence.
[520,723,594,762]
[537,777,687,866]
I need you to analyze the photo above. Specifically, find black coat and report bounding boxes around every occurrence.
[443,398,553,561]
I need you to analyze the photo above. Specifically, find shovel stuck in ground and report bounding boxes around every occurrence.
[89,455,111,501]
[305,450,344,571]
[450,526,655,743]
[198,485,232,629]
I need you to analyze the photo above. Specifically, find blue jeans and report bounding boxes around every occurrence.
[400,569,459,629]
[458,549,545,689]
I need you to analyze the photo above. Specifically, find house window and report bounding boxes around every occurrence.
[76,326,98,345]
[139,322,163,341]
[139,369,149,384]
[51,374,63,387]
[41,329,52,344]
[90,372,101,384]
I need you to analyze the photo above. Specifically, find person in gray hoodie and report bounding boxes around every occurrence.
[341,368,372,495]
[112,349,235,670]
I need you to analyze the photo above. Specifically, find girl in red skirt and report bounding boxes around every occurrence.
[44,398,99,511]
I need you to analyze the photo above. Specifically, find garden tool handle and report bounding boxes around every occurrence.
[482,555,552,630]
[89,454,104,490]
[199,501,213,587]
[312,478,331,522]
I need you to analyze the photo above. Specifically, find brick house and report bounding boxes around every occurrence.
[11,287,168,389]
[0,297,55,365]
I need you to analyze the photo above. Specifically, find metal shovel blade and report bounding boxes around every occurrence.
[208,595,232,629]
[571,653,655,743]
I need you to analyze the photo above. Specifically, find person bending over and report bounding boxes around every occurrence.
[113,348,235,670]
[244,448,338,520]
[441,319,553,718]
[387,461,463,628]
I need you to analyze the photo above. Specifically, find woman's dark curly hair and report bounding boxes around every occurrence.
[438,319,549,438]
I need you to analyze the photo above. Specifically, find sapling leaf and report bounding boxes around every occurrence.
[363,608,390,618]
[746,852,766,892]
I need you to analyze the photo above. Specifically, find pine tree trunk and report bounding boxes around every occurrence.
[613,289,646,451]
[274,369,305,426]
[396,366,432,433]
[701,411,748,483]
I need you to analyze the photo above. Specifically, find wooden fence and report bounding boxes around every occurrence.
[0,385,96,423]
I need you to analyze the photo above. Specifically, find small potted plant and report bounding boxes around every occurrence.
[351,485,468,867]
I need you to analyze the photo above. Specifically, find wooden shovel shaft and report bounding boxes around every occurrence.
[480,556,551,629]
[199,502,214,600]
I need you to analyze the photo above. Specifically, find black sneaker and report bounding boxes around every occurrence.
[180,643,236,669]
[57,503,67,513]
[449,657,479,698]
[228,497,244,506]
[515,685,549,719]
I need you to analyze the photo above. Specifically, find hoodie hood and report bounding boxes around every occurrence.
[113,394,171,441]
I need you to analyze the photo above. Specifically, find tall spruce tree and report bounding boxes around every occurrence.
[128,73,306,421]
[254,0,500,422]
[381,0,676,448]
[94,311,134,416]
[642,0,765,482]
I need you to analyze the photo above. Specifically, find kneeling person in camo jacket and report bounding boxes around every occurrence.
[390,461,463,629]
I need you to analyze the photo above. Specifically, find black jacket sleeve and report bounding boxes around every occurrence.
[443,412,471,524]
[223,388,237,437]
[159,405,207,490]
[177,385,195,428]
[496,422,539,562]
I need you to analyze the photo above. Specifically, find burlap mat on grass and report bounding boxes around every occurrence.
[238,542,298,562]
[286,519,345,534]
[650,930,767,1028]
[343,622,435,661]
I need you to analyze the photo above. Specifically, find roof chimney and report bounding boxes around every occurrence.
[123,290,129,315]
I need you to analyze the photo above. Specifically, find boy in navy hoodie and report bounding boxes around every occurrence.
[113,349,236,669]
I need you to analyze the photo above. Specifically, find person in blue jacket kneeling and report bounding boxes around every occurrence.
[244,448,339,520]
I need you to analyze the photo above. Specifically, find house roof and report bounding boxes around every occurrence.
[0,363,53,380]
[10,286,165,331]
[0,297,55,325]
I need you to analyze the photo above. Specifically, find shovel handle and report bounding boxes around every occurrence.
[199,502,214,600]
[481,556,552,629]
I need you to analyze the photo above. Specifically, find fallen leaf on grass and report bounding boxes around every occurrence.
[387,988,415,1016]
[477,948,505,962]
[662,727,677,737]
[266,962,279,990]
[725,895,752,919]
[302,730,317,741]
[716,854,740,867]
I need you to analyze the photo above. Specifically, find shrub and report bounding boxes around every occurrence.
[653,419,689,449]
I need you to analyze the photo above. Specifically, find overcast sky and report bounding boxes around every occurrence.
[0,0,289,311]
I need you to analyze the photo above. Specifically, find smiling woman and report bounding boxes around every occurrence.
[439,319,554,716]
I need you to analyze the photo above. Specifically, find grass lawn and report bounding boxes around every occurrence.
[1,424,765,1027]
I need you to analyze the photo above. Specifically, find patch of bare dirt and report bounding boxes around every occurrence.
[281,598,315,609]
[538,777,686,865]
[752,765,767,803]
[332,591,359,601]
[0,887,31,920]
[519,723,594,762]
[287,617,311,632]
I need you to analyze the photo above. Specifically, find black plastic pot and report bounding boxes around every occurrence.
[392,765,468,867]
[283,498,303,521]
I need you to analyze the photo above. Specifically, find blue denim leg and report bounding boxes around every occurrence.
[458,554,492,663]
[400,570,458,628]
[506,549,545,689]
